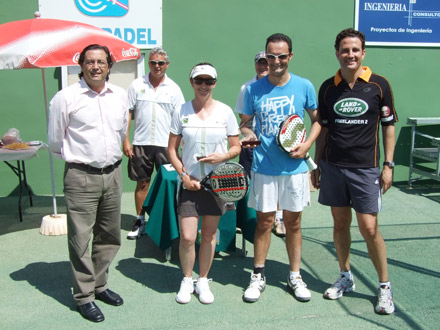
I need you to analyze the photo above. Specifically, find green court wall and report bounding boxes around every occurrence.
[1,0,439,196]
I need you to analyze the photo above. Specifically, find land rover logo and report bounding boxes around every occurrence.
[333,98,369,117]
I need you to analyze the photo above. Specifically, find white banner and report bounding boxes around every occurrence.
[39,0,162,49]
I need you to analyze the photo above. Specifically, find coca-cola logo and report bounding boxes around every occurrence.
[122,48,139,58]
[72,52,80,64]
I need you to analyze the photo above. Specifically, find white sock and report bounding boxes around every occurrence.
[341,270,352,279]
[379,281,391,288]
[137,215,145,222]
[290,271,300,278]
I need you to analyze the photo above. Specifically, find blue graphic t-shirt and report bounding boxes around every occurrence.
[242,73,317,175]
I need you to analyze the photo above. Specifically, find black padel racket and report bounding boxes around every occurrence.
[276,114,317,171]
[200,162,248,202]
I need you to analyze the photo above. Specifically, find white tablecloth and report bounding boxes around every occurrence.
[0,143,46,162]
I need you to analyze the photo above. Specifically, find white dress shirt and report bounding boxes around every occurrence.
[48,79,129,168]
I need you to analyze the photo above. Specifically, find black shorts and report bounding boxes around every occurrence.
[239,147,253,177]
[318,161,382,213]
[128,145,169,182]
[177,185,235,217]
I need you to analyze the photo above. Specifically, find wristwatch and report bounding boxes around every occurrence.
[179,172,188,179]
[383,161,395,169]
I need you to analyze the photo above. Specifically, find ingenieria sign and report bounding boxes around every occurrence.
[355,0,440,46]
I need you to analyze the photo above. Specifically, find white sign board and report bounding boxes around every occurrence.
[39,0,162,49]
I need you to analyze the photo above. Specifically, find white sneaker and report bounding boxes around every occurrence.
[287,275,311,302]
[127,218,145,240]
[176,277,194,304]
[273,218,286,237]
[375,285,395,314]
[243,273,266,302]
[324,273,355,300]
[195,277,214,304]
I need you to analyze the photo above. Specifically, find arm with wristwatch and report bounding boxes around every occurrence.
[381,125,396,194]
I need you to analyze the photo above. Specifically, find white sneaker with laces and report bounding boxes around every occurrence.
[195,277,214,304]
[324,273,355,300]
[176,277,194,304]
[375,285,395,314]
[287,275,311,302]
[243,273,266,302]
[127,218,146,240]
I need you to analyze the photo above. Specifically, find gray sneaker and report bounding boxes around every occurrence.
[324,273,355,300]
[243,273,266,302]
[375,285,395,314]
[127,219,145,240]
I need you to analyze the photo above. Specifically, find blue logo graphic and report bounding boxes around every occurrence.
[75,0,129,17]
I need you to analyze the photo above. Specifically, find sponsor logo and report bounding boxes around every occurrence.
[122,47,139,58]
[381,105,391,117]
[335,119,368,125]
[75,0,129,17]
[333,98,369,117]
[73,52,80,63]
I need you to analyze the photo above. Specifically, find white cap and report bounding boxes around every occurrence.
[190,64,217,79]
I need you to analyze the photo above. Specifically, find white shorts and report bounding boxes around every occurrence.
[248,171,310,213]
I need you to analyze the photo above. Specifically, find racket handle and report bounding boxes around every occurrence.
[305,153,318,171]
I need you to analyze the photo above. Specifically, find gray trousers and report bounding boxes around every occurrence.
[64,163,122,306]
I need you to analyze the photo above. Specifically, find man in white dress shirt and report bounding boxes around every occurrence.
[123,47,184,239]
[48,44,128,323]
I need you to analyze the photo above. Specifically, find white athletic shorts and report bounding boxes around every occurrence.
[248,171,310,213]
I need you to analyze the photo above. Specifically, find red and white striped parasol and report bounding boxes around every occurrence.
[0,14,141,220]
[0,16,139,69]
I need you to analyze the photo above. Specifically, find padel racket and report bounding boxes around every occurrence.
[199,162,248,202]
[276,114,317,171]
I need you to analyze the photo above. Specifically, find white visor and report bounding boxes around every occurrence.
[190,65,217,79]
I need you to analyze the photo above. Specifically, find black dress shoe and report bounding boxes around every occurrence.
[95,289,124,306]
[77,302,105,322]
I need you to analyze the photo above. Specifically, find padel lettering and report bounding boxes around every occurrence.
[102,27,157,46]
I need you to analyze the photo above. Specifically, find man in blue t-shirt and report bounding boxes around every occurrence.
[240,33,321,303]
